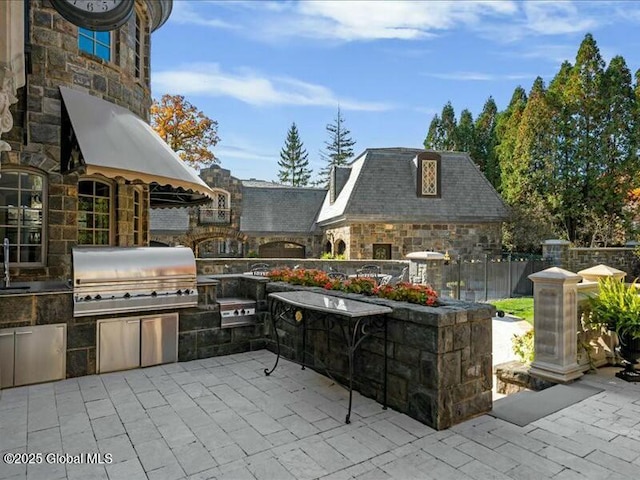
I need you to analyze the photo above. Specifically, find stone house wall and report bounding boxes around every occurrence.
[330,222,502,261]
[2,0,154,281]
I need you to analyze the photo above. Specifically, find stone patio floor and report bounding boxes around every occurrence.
[1,334,640,480]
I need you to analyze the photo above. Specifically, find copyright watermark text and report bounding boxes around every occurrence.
[3,452,113,465]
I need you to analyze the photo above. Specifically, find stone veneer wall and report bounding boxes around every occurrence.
[265,282,494,430]
[329,222,502,260]
[542,241,639,279]
[2,0,154,281]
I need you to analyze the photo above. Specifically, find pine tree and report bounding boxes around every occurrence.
[278,122,312,186]
[318,108,356,186]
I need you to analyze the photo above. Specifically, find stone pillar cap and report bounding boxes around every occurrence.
[577,264,625,277]
[529,266,581,283]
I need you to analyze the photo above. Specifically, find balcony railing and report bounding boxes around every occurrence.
[198,207,231,224]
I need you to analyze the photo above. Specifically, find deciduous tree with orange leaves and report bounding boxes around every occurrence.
[150,94,220,169]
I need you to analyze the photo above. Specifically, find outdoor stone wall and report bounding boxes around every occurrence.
[333,222,502,261]
[264,282,494,430]
[542,240,638,279]
[1,0,155,281]
[179,276,268,361]
[196,258,409,277]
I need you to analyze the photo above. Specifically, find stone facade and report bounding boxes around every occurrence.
[2,0,156,281]
[327,222,502,260]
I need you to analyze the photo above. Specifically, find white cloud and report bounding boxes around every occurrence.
[522,2,598,35]
[171,0,609,44]
[152,63,394,111]
[423,71,534,81]
[169,1,239,30]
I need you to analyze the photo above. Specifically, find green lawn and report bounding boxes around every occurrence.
[489,297,534,325]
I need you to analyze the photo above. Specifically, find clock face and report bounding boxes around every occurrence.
[65,1,124,13]
[51,0,135,31]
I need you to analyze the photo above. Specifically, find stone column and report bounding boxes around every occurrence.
[0,0,25,153]
[541,239,571,268]
[528,267,583,383]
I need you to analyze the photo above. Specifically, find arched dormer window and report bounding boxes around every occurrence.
[78,178,114,245]
[198,190,231,224]
[0,169,46,266]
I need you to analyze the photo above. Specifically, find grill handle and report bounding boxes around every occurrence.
[75,274,196,285]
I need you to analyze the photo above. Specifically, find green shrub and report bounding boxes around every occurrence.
[512,329,534,364]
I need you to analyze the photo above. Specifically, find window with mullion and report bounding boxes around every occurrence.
[78,27,111,62]
[78,180,112,245]
[0,170,45,266]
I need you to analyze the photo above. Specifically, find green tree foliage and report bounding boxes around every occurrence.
[495,86,528,193]
[318,107,356,186]
[456,109,476,154]
[474,97,499,187]
[421,33,640,250]
[424,102,457,150]
[278,122,312,186]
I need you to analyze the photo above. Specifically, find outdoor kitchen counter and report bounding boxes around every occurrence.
[0,280,71,296]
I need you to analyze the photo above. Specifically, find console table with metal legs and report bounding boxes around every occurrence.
[265,291,392,424]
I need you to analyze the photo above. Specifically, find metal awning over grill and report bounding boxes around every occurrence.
[59,86,214,207]
[72,247,197,317]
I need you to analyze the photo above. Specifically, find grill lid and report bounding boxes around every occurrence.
[72,246,197,317]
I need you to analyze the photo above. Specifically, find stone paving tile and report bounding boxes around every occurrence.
[4,351,640,480]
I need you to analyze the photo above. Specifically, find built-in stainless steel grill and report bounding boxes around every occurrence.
[72,247,197,317]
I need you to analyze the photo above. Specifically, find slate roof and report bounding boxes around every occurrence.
[316,148,509,225]
[240,185,326,233]
[149,207,189,233]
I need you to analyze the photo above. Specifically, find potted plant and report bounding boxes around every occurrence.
[588,277,640,382]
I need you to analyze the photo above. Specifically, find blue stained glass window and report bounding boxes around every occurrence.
[78,27,111,62]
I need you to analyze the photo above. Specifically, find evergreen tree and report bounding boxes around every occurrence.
[424,114,441,149]
[456,109,475,154]
[278,122,312,186]
[564,33,606,244]
[424,102,457,150]
[474,97,499,185]
[495,86,528,193]
[318,108,356,186]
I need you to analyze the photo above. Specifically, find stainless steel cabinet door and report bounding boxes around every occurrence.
[97,318,140,373]
[0,329,15,388]
[14,324,66,387]
[141,313,178,367]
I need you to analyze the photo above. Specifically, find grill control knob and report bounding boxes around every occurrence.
[95,294,102,300]
[184,289,191,295]
[84,295,91,301]
[176,289,182,295]
[240,309,245,315]
[151,291,157,297]
[124,292,131,298]
[233,309,239,316]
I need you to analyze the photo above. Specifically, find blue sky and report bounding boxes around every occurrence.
[150,1,640,182]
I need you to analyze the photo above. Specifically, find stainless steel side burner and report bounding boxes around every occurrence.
[72,247,197,317]
[217,297,256,328]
